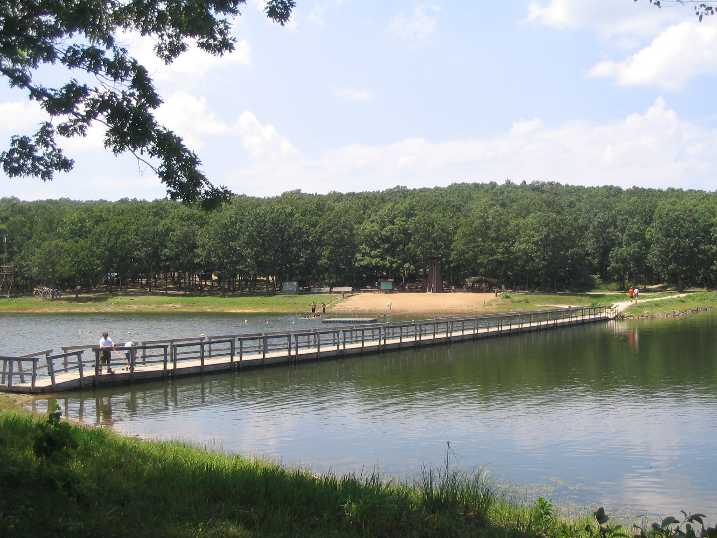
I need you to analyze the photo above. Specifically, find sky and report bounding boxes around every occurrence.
[2,0,717,201]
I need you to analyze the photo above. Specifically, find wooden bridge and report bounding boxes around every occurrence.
[0,306,614,394]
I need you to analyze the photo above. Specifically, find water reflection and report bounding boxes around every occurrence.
[29,315,717,519]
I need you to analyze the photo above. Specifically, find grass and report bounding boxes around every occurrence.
[0,293,340,315]
[497,291,627,311]
[623,291,717,317]
[0,407,608,538]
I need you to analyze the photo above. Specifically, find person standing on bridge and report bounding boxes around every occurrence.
[99,331,115,374]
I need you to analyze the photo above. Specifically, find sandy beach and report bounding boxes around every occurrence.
[330,292,498,316]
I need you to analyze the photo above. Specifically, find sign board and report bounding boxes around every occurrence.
[282,281,299,293]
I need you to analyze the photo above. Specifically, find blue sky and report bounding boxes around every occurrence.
[2,0,717,200]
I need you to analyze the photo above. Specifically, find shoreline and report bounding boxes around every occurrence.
[0,290,714,319]
[2,406,706,537]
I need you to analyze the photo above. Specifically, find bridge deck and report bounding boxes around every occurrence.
[0,307,613,394]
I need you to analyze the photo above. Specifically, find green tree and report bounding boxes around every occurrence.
[648,201,716,289]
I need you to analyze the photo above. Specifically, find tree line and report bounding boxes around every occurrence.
[1,182,716,293]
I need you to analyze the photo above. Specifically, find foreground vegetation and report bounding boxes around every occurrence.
[1,405,715,538]
[3,183,717,295]
[0,293,339,314]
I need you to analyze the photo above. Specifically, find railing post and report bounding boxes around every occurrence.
[361,328,365,351]
[230,340,236,364]
[316,331,321,359]
[200,342,205,368]
[8,359,14,388]
[31,358,37,390]
[399,325,403,344]
[1,359,6,385]
[17,359,25,384]
[172,344,177,371]
[262,335,267,362]
[94,348,100,376]
[46,355,55,387]
[77,351,84,379]
[287,334,292,359]
[239,339,244,365]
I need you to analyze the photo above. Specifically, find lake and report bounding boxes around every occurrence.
[5,312,717,519]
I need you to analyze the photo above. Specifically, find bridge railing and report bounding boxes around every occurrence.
[0,305,613,390]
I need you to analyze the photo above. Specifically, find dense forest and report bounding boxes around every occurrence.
[1,182,716,292]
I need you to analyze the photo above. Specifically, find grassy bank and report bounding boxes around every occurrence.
[497,292,628,310]
[622,291,717,318]
[2,407,714,537]
[0,293,340,315]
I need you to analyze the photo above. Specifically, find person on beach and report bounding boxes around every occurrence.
[99,331,114,374]
[311,302,316,314]
[321,303,326,314]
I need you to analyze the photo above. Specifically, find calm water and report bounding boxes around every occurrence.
[7,313,717,518]
[0,313,329,356]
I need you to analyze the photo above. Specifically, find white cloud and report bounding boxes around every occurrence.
[526,0,685,39]
[152,93,299,159]
[589,20,717,90]
[119,32,251,82]
[333,87,373,102]
[388,5,438,43]
[156,92,230,148]
[0,101,46,133]
[223,97,717,195]
[236,111,298,161]
[6,98,717,200]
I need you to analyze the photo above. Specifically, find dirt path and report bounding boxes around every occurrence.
[331,292,498,316]
[612,293,690,313]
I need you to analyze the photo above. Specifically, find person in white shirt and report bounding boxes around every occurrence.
[99,332,114,374]
[124,341,136,370]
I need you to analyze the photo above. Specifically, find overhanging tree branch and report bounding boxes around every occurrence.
[0,0,296,206]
